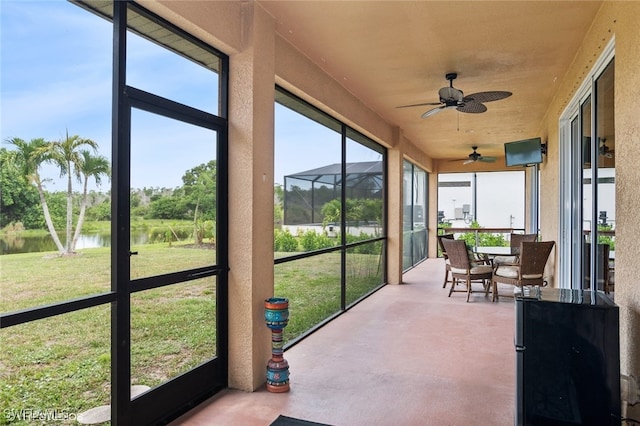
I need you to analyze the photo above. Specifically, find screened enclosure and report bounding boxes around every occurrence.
[283,161,383,231]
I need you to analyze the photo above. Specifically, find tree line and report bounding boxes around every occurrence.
[1,134,217,255]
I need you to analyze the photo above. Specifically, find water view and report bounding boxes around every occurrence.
[0,232,150,255]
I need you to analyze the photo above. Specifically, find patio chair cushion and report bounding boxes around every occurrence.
[451,265,493,275]
[494,265,542,280]
[493,255,517,265]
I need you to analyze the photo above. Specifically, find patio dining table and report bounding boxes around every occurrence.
[474,246,516,257]
[476,246,615,260]
[472,246,521,265]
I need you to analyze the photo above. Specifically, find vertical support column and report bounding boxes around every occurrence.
[386,128,404,285]
[227,2,276,391]
[617,5,640,418]
[428,163,439,257]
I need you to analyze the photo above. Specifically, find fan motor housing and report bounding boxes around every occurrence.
[439,87,464,103]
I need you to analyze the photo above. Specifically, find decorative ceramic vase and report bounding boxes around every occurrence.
[264,297,290,392]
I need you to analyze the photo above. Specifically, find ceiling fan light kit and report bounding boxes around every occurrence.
[397,72,512,118]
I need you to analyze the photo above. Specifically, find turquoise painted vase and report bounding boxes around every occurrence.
[264,297,290,392]
[264,297,290,330]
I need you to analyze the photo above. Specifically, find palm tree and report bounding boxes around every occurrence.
[40,131,98,254]
[5,137,65,253]
[71,150,111,251]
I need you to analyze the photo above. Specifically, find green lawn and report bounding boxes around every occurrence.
[0,244,382,424]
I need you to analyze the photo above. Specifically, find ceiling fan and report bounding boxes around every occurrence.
[397,73,512,118]
[452,146,497,165]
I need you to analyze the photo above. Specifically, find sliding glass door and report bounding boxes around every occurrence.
[560,51,615,291]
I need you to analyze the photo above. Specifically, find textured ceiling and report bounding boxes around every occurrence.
[259,1,603,162]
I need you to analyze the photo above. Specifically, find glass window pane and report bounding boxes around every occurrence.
[596,60,615,252]
[595,60,615,292]
[475,171,525,228]
[126,5,220,115]
[581,96,593,242]
[275,102,341,257]
[0,1,112,309]
[412,228,427,265]
[346,241,384,307]
[403,161,414,232]
[413,167,427,230]
[130,109,217,279]
[438,173,473,227]
[581,96,593,290]
[273,90,387,344]
[130,277,217,393]
[403,160,428,269]
[345,133,384,239]
[439,171,524,247]
[403,231,414,271]
[274,252,341,343]
[1,306,110,418]
[403,161,414,270]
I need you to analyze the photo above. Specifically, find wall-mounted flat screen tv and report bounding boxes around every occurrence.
[504,137,543,167]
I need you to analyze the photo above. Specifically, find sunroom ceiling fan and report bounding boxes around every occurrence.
[451,146,497,165]
[396,73,512,118]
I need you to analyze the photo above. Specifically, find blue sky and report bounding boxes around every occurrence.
[1,1,220,192]
[1,1,381,194]
[1,1,112,146]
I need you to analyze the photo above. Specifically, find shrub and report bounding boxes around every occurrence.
[195,220,215,244]
[299,229,335,251]
[274,229,298,252]
[2,221,25,234]
[345,232,382,254]
[315,232,336,250]
[149,224,191,243]
[457,221,507,247]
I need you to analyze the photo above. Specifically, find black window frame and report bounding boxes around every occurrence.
[274,86,387,347]
[0,2,230,424]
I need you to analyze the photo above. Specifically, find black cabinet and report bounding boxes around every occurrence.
[515,288,620,425]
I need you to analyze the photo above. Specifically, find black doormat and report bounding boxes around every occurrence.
[269,414,332,426]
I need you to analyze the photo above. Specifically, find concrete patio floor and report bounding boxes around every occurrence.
[170,258,516,426]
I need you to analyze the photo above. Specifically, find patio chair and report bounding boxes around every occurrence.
[441,238,493,302]
[493,232,538,265]
[491,241,555,302]
[583,242,612,293]
[437,233,455,288]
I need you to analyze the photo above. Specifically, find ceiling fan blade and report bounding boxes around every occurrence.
[396,101,442,108]
[479,156,497,163]
[464,91,512,103]
[457,101,487,114]
[421,105,447,119]
[463,158,475,165]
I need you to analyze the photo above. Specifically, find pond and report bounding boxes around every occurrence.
[0,232,150,255]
